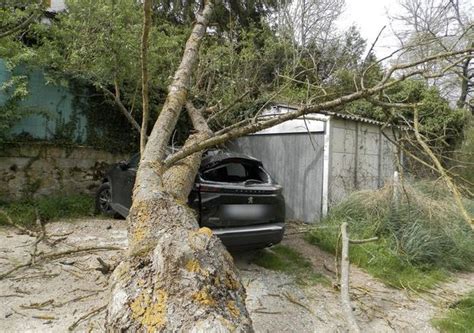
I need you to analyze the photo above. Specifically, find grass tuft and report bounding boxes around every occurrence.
[252,245,329,286]
[433,291,474,333]
[307,181,474,290]
[0,194,94,228]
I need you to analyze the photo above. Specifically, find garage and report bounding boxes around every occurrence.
[230,104,399,222]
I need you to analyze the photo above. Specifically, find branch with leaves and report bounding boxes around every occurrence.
[164,47,474,168]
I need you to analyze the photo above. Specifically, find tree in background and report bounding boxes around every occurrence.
[391,0,473,111]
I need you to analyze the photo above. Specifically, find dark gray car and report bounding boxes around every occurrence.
[96,150,285,250]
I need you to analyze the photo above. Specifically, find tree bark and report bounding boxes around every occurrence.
[340,223,361,333]
[105,2,253,331]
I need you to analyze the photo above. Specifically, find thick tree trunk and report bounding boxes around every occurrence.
[105,2,254,331]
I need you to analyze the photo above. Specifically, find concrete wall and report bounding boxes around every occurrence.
[328,118,397,205]
[0,144,126,201]
[230,132,325,222]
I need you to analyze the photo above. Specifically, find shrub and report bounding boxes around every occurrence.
[307,181,474,289]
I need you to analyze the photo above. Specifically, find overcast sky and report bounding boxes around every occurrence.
[337,0,404,57]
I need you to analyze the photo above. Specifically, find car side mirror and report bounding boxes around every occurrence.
[118,160,129,170]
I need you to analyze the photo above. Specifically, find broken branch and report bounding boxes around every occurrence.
[340,222,361,333]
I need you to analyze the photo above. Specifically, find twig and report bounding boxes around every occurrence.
[0,246,123,280]
[323,262,336,274]
[11,308,27,317]
[32,314,56,320]
[0,294,24,298]
[96,257,111,274]
[283,291,314,314]
[253,309,282,315]
[11,272,60,281]
[68,305,107,331]
[54,292,99,308]
[349,237,379,244]
[20,299,54,310]
[0,260,33,280]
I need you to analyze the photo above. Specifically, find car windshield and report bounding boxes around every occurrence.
[201,161,270,184]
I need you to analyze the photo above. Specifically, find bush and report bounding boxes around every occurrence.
[0,194,94,228]
[307,181,474,290]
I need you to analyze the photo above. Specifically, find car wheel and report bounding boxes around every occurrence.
[96,182,115,216]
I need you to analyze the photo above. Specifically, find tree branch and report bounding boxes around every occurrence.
[0,4,43,39]
[164,47,474,168]
[140,0,152,154]
[412,107,473,228]
[101,87,141,133]
[340,222,361,333]
[186,101,212,135]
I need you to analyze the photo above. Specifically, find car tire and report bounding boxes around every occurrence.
[95,182,116,217]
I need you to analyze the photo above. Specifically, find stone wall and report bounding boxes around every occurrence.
[0,143,128,201]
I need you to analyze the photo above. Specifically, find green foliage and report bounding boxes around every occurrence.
[0,194,94,229]
[0,1,44,37]
[433,291,474,333]
[39,0,142,86]
[0,0,466,160]
[253,245,329,286]
[0,73,31,142]
[156,0,280,28]
[388,80,465,144]
[307,181,474,290]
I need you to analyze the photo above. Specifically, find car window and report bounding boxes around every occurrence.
[201,162,270,183]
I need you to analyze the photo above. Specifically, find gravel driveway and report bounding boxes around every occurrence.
[0,218,472,332]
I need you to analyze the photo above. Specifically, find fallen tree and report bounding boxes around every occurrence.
[105,2,253,331]
[101,2,473,331]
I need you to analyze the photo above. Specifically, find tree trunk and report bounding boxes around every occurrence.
[140,0,152,154]
[105,2,253,331]
[456,41,473,109]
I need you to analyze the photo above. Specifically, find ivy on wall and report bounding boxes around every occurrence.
[0,71,138,153]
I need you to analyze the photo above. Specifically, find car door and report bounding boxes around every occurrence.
[111,154,138,214]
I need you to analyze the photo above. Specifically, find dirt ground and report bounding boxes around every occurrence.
[0,219,473,332]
